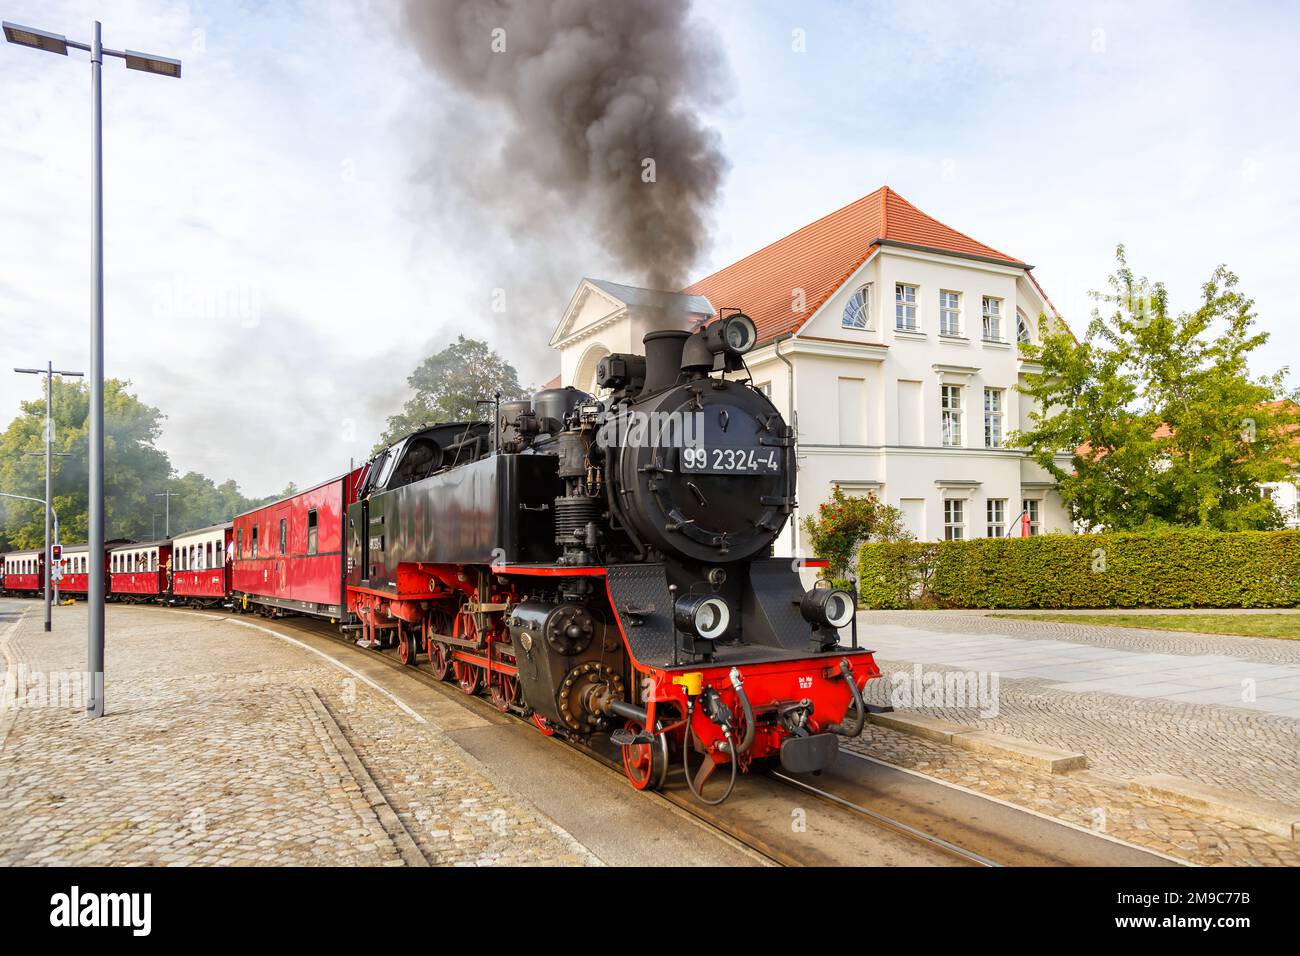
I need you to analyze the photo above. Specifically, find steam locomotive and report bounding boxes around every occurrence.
[2,311,879,804]
[344,312,879,802]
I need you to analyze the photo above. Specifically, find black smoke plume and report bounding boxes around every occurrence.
[399,0,730,291]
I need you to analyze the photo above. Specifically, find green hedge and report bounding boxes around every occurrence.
[856,530,1300,609]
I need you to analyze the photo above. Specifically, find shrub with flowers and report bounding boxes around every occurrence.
[801,485,911,585]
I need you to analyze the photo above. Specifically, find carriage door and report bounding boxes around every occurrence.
[359,500,370,585]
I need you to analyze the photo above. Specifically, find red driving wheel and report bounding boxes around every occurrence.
[453,608,482,695]
[620,719,668,792]
[531,714,555,736]
[490,672,520,713]
[453,658,480,696]
[428,641,451,681]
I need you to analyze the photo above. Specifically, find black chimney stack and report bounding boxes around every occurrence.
[642,330,689,394]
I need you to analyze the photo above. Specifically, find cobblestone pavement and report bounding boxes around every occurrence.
[841,725,1300,867]
[0,601,594,866]
[851,610,1300,813]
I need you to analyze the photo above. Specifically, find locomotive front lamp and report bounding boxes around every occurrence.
[698,312,757,357]
[800,586,856,630]
[674,593,731,641]
[721,312,757,354]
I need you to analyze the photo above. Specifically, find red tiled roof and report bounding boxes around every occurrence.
[683,186,1029,344]
[542,373,562,389]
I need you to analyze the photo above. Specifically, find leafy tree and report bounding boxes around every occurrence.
[1015,248,1300,532]
[0,378,273,549]
[802,485,911,584]
[375,336,526,450]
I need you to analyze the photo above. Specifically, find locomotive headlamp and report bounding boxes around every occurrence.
[674,593,731,641]
[800,587,855,630]
[682,313,759,373]
[720,312,757,355]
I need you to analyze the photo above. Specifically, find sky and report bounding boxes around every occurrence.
[1,0,1297,497]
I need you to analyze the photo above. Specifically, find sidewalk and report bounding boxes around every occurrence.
[0,600,593,866]
[851,610,1300,806]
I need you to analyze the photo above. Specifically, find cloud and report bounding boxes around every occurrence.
[3,0,1295,506]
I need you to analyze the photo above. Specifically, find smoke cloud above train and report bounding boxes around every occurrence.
[399,0,730,290]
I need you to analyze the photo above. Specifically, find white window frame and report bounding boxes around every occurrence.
[1017,309,1032,345]
[986,498,1006,538]
[983,387,1004,448]
[938,290,961,336]
[842,285,873,330]
[895,283,919,331]
[944,499,965,540]
[941,384,963,447]
[982,296,1003,341]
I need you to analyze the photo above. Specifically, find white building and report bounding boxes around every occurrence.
[550,186,1074,554]
[1264,479,1300,529]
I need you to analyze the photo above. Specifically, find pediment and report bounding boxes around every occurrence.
[550,279,629,347]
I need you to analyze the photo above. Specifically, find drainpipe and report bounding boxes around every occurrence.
[773,333,800,556]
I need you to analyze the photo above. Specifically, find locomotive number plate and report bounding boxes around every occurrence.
[680,446,780,475]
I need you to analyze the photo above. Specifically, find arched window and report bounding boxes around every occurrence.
[842,286,872,330]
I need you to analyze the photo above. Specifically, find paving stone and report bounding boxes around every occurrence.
[846,609,1300,866]
[0,601,593,867]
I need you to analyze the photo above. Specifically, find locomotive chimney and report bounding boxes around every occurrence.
[642,330,689,394]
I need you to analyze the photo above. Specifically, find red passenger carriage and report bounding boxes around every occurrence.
[2,550,43,594]
[57,544,95,597]
[170,523,233,606]
[231,472,360,619]
[108,540,172,603]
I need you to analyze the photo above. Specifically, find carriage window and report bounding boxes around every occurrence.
[236,529,243,558]
[251,526,259,558]
[279,518,287,555]
[206,542,214,568]
[151,552,158,572]
[306,510,318,555]
[217,540,225,565]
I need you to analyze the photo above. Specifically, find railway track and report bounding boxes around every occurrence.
[242,610,1170,867]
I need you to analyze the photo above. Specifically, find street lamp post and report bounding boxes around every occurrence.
[155,489,180,538]
[5,19,181,718]
[15,362,84,632]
